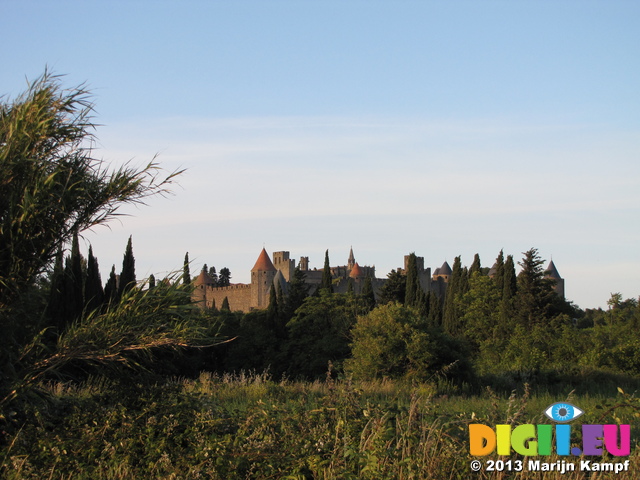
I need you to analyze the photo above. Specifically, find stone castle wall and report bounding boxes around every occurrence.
[196,284,252,312]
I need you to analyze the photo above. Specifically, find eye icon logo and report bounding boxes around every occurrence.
[544,402,584,422]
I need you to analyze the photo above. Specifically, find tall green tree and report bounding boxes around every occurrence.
[283,266,309,320]
[218,267,231,287]
[118,236,136,297]
[500,254,517,323]
[361,275,376,312]
[404,252,419,308]
[321,249,333,293]
[493,249,505,294]
[285,292,355,378]
[276,282,285,309]
[442,256,463,335]
[515,248,555,328]
[377,269,406,305]
[468,253,481,278]
[427,290,442,327]
[63,232,84,325]
[267,283,278,326]
[84,245,104,313]
[221,296,230,311]
[208,266,218,285]
[182,252,191,285]
[104,265,118,305]
[46,250,65,329]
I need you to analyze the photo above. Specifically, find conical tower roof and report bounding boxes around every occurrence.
[193,269,216,286]
[349,262,363,278]
[439,261,452,276]
[545,260,561,279]
[251,248,276,272]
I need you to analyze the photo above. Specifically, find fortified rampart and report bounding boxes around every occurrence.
[191,248,564,313]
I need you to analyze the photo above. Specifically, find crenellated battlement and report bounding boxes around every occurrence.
[205,284,251,292]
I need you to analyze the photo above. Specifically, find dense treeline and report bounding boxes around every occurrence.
[168,248,640,386]
[160,249,640,391]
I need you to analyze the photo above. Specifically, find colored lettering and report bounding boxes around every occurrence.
[604,424,631,456]
[469,424,495,456]
[555,424,571,456]
[468,423,631,457]
[511,424,537,455]
[582,424,603,455]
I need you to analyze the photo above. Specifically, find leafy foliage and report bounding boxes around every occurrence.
[0,72,209,408]
[346,303,471,382]
[0,72,181,310]
[285,292,358,378]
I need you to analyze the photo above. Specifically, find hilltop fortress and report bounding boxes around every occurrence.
[191,248,565,313]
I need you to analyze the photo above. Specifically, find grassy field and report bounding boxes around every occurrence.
[2,372,640,479]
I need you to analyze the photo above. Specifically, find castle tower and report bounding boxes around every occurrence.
[433,261,452,282]
[251,248,277,309]
[348,247,355,270]
[192,268,216,308]
[544,260,565,299]
[349,262,364,279]
[298,256,309,271]
[272,251,295,282]
[404,254,425,273]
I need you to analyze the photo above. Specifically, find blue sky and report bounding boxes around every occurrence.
[2,1,639,309]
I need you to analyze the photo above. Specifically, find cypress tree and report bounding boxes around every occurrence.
[346,278,354,295]
[148,274,156,289]
[361,275,376,312]
[427,290,443,328]
[267,284,278,325]
[321,249,333,293]
[460,267,470,295]
[119,236,136,296]
[46,249,65,329]
[63,232,84,324]
[221,296,230,311]
[469,253,481,278]
[183,252,191,285]
[493,249,505,294]
[415,287,429,319]
[85,245,104,313]
[284,266,310,320]
[104,265,118,305]
[208,266,218,286]
[500,254,517,324]
[503,255,517,301]
[404,252,419,307]
[276,281,285,318]
[442,256,463,335]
